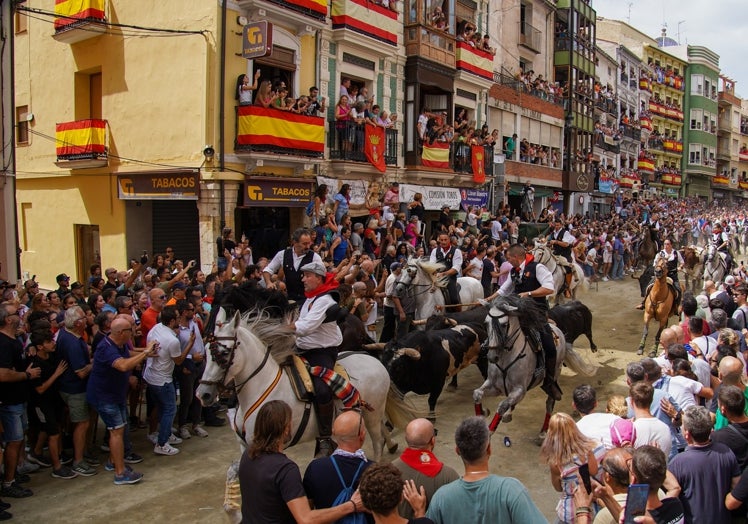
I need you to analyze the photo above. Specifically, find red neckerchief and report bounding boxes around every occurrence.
[304,273,339,299]
[399,448,444,477]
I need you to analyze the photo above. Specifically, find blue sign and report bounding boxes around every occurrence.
[459,187,489,211]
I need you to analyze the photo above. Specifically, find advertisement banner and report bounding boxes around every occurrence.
[400,184,461,210]
[459,188,488,211]
[117,171,199,200]
[242,178,313,207]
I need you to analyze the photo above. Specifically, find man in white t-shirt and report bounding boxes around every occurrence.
[572,384,620,450]
[465,247,484,280]
[630,382,672,459]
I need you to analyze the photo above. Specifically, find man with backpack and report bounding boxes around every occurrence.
[303,410,373,524]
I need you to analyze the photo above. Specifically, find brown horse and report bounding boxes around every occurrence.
[638,257,676,356]
[634,225,657,275]
[681,245,704,293]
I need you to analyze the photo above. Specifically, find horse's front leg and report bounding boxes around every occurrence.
[473,363,501,417]
[536,396,556,443]
[638,315,650,355]
[487,385,527,433]
[652,320,667,357]
[380,420,399,456]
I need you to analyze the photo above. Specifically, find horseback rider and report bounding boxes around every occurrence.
[636,239,683,310]
[547,218,575,298]
[289,260,344,458]
[493,243,563,401]
[521,180,535,221]
[430,232,462,311]
[263,228,323,306]
[641,212,662,251]
[709,222,733,273]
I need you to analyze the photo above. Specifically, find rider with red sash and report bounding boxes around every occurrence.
[547,218,576,298]
[492,243,563,401]
[289,261,343,458]
[430,232,463,310]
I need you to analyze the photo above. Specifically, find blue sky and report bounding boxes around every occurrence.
[592,0,747,96]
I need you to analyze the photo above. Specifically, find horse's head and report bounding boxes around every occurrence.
[653,256,668,279]
[705,244,716,262]
[197,308,242,407]
[484,300,516,363]
[395,258,418,295]
[532,241,550,265]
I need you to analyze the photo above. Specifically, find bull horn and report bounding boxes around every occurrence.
[411,319,427,326]
[503,304,518,312]
[445,318,458,326]
[362,342,386,351]
[397,348,422,360]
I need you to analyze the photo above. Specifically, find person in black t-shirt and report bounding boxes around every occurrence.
[27,330,74,479]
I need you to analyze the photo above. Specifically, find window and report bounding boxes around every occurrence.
[689,143,701,165]
[691,74,703,96]
[15,106,29,145]
[690,108,703,130]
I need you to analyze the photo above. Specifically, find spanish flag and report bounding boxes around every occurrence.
[236,106,324,155]
[331,0,398,46]
[471,145,486,183]
[364,124,386,173]
[421,141,450,169]
[456,41,494,81]
[54,0,105,30]
[55,119,106,159]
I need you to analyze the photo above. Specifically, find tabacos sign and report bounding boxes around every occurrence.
[117,171,199,200]
[244,178,313,207]
[242,21,273,59]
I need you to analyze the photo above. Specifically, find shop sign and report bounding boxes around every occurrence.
[242,21,273,59]
[459,188,488,211]
[244,178,313,207]
[400,184,461,210]
[117,171,199,200]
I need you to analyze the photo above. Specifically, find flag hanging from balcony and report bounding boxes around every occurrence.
[363,124,386,173]
[55,119,106,159]
[421,141,450,169]
[471,145,485,183]
[54,0,106,30]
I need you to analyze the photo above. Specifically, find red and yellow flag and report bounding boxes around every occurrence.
[54,0,105,30]
[471,145,486,183]
[364,124,386,173]
[236,106,324,154]
[421,141,450,169]
[55,119,106,158]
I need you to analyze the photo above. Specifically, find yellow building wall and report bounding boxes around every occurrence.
[14,1,221,286]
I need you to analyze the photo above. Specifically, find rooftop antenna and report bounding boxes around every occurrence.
[677,20,686,45]
[627,2,633,24]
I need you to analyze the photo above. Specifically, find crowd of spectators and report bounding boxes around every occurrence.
[235,72,328,118]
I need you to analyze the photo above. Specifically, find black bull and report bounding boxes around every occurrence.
[382,324,484,416]
[548,300,597,352]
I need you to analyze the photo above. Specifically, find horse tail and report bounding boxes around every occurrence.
[562,345,597,377]
[385,384,423,429]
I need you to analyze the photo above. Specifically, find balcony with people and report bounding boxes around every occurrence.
[619,113,642,141]
[493,70,565,107]
[593,82,618,116]
[593,123,621,154]
[646,60,685,92]
[54,119,108,168]
[235,79,326,158]
[740,146,748,162]
[652,163,681,187]
[52,0,107,44]
[455,37,495,84]
[648,94,683,122]
[404,0,458,68]
[331,0,400,47]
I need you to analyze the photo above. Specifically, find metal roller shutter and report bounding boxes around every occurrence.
[152,200,200,264]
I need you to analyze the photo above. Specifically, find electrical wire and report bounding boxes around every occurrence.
[16,5,208,38]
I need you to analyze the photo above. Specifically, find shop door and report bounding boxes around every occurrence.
[236,207,290,260]
[152,200,199,263]
[74,224,100,284]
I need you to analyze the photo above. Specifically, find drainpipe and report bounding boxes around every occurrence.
[219,0,228,229]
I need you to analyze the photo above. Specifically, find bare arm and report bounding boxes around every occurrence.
[286,492,360,524]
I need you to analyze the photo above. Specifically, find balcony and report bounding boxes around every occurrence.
[594,97,618,116]
[621,125,641,141]
[331,0,399,47]
[404,141,493,179]
[328,121,398,166]
[404,24,455,68]
[648,101,683,122]
[52,0,107,44]
[235,106,324,158]
[518,21,542,54]
[713,174,730,186]
[594,134,620,154]
[55,119,108,168]
[455,41,494,83]
[740,150,748,162]
[640,115,653,132]
[717,147,731,161]
[492,72,564,107]
[719,90,741,108]
[661,173,682,186]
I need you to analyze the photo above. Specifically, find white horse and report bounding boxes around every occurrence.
[703,244,727,284]
[196,307,398,459]
[395,257,485,320]
[532,241,587,305]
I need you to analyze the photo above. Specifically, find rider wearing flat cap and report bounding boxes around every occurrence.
[289,261,343,457]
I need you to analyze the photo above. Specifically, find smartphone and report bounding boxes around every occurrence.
[622,484,649,524]
[578,463,592,494]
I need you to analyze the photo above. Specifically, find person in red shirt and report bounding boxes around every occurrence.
[139,288,166,347]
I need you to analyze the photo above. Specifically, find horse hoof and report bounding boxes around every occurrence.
[590,345,598,353]
[534,433,546,446]
[503,413,513,423]
[648,349,658,358]
[482,408,490,417]
[636,347,644,355]
[387,443,399,454]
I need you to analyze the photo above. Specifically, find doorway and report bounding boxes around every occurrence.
[74,224,101,284]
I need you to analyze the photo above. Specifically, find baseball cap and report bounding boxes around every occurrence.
[172,282,187,290]
[390,262,402,271]
[725,275,736,286]
[610,418,636,448]
[56,273,70,282]
[300,261,327,277]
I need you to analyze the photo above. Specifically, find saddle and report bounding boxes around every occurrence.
[439,282,461,305]
[284,355,351,402]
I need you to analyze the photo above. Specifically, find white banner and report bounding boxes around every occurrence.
[400,184,461,210]
[315,176,371,206]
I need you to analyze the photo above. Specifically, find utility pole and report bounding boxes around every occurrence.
[0,0,20,281]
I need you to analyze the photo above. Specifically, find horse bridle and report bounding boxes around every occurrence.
[199,331,271,396]
[396,265,439,298]
[484,307,534,395]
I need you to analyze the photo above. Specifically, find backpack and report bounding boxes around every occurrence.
[305,200,315,217]
[330,456,366,524]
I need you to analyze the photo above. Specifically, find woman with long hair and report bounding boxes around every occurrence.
[333,183,351,224]
[254,80,277,109]
[238,400,362,523]
[312,184,329,228]
[539,412,599,524]
[335,95,352,152]
[30,293,50,313]
[47,291,62,315]
[87,293,105,315]
[236,71,260,105]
